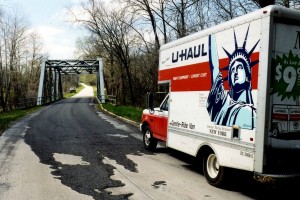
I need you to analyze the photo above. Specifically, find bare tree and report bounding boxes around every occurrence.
[193,0,211,30]
[0,7,45,111]
[122,0,161,51]
[70,0,139,105]
[0,8,29,111]
[120,0,169,94]
[210,0,258,24]
[23,31,44,97]
[165,0,199,38]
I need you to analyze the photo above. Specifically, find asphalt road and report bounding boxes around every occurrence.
[1,84,300,200]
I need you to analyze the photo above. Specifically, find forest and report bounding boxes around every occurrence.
[0,0,298,112]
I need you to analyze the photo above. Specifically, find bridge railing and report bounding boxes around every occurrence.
[97,92,116,105]
[17,94,63,109]
[17,97,39,108]
[107,95,117,105]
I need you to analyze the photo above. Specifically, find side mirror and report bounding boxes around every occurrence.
[147,92,154,111]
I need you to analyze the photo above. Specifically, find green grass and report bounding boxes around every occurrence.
[101,103,143,123]
[0,106,41,135]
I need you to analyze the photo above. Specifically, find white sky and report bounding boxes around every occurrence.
[1,0,85,59]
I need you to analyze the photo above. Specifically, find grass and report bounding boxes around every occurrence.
[101,103,143,123]
[0,106,41,135]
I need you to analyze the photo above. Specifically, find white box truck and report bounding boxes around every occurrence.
[140,5,300,187]
[272,105,300,137]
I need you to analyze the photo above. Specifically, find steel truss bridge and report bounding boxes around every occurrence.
[37,58,105,105]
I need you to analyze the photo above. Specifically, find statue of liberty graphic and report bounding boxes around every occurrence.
[206,26,259,130]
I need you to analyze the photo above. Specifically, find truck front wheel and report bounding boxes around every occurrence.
[203,151,225,187]
[143,126,158,151]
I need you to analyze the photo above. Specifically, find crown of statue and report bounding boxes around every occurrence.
[220,25,260,82]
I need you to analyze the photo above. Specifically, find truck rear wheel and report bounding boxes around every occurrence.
[143,126,158,151]
[203,150,225,187]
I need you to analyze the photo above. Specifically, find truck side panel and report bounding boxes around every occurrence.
[160,18,261,171]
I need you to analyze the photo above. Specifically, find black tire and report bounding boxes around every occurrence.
[272,125,279,138]
[203,150,225,187]
[143,126,158,151]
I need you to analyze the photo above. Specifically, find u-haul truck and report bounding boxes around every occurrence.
[272,105,300,137]
[140,5,300,187]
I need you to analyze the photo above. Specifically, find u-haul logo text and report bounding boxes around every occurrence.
[172,44,207,63]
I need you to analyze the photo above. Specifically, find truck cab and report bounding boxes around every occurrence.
[140,93,169,150]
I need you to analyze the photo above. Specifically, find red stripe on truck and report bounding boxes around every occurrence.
[158,53,259,92]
